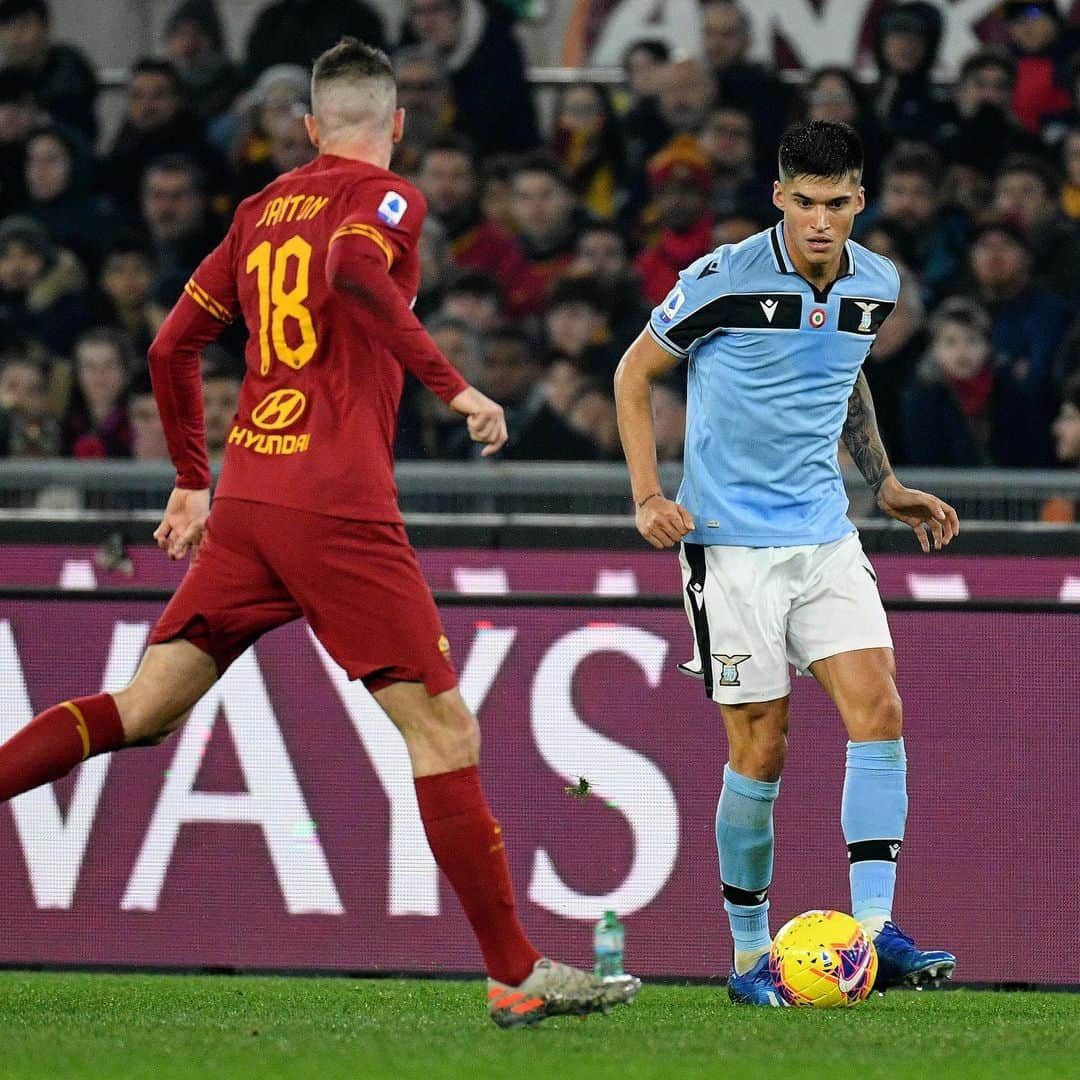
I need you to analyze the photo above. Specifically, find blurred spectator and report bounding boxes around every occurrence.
[391,45,454,177]
[1062,125,1080,218]
[699,0,792,161]
[938,48,1045,177]
[140,154,222,286]
[0,348,57,454]
[551,83,627,223]
[543,356,586,418]
[656,56,715,142]
[571,222,650,349]
[858,146,967,301]
[993,153,1080,303]
[0,0,96,140]
[713,209,766,247]
[201,348,240,466]
[871,2,950,143]
[23,124,117,272]
[241,0,384,87]
[417,136,543,318]
[1053,371,1080,464]
[1004,0,1079,134]
[0,69,35,216]
[232,106,315,202]
[210,63,308,177]
[803,67,890,197]
[62,327,132,458]
[99,58,226,214]
[651,376,686,462]
[510,154,581,292]
[620,39,670,180]
[457,325,596,460]
[126,370,168,460]
[544,275,617,377]
[404,0,538,158]
[439,269,502,334]
[901,297,1042,466]
[478,154,517,234]
[697,104,772,222]
[164,0,242,123]
[90,233,157,357]
[0,214,89,356]
[636,136,714,306]
[566,379,621,459]
[860,218,927,460]
[400,313,480,458]
[966,218,1072,459]
[1043,371,1080,520]
[415,214,450,318]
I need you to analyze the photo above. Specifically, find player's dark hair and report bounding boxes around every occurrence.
[998,153,1062,199]
[883,145,943,187]
[778,120,863,183]
[312,36,394,90]
[0,0,48,26]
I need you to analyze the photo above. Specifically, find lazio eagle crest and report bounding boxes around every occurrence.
[713,654,751,686]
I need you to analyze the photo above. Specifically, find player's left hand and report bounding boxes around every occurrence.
[449,386,508,457]
[154,487,210,561]
[876,475,960,553]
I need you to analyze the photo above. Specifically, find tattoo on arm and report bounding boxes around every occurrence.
[841,370,893,492]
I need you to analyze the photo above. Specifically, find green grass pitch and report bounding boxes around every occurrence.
[0,972,1075,1079]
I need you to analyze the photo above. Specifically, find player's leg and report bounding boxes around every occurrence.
[716,697,788,979]
[791,535,955,987]
[0,640,216,802]
[679,541,792,1004]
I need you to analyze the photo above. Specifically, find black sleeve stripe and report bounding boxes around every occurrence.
[666,292,803,350]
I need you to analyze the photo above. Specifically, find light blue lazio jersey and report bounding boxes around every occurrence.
[649,222,900,547]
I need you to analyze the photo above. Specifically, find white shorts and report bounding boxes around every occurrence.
[677,532,893,705]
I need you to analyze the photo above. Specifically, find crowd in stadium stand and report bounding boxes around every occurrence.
[1,0,1080,493]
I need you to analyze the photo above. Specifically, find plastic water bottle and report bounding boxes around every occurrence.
[593,910,625,977]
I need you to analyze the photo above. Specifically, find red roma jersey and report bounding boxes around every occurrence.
[157,154,466,522]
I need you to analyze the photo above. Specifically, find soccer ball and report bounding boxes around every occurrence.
[769,910,878,1007]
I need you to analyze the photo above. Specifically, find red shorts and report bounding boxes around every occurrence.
[149,497,457,696]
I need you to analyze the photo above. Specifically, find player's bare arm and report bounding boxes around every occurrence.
[614,330,695,549]
[842,369,960,552]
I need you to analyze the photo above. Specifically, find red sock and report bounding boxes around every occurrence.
[414,765,542,986]
[0,693,126,802]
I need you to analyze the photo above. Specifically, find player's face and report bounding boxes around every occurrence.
[773,174,864,270]
[1052,401,1080,464]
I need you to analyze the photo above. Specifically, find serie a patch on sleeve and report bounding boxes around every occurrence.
[377,191,408,227]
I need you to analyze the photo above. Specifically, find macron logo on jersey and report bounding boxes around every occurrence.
[760,298,778,323]
[377,191,408,227]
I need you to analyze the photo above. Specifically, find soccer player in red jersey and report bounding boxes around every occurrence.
[0,38,639,1027]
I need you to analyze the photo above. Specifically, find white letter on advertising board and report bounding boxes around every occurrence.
[122,648,343,914]
[528,625,679,919]
[0,620,147,908]
[311,625,516,916]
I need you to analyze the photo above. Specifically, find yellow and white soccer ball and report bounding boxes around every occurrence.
[769,910,878,1008]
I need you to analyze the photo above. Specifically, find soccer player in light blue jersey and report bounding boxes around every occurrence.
[614,120,959,1005]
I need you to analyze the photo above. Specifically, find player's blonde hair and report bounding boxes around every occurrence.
[310,37,396,140]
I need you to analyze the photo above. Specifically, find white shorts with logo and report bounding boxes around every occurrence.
[678,532,893,705]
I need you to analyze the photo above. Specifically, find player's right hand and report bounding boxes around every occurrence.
[636,495,695,549]
[154,487,210,561]
[449,386,508,457]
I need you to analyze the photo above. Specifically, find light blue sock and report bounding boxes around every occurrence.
[841,739,907,927]
[716,764,780,968]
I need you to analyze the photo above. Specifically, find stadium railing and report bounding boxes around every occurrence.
[1,460,1077,523]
